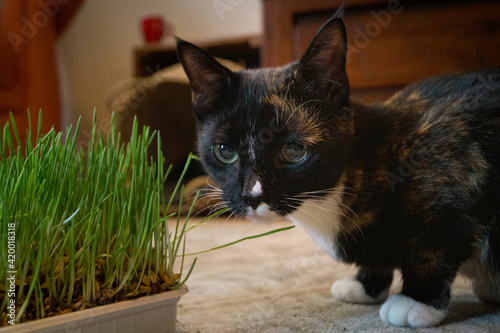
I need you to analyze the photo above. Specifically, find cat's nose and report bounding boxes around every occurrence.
[242,179,264,210]
[242,194,263,210]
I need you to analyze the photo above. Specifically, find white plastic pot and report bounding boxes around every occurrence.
[1,285,188,333]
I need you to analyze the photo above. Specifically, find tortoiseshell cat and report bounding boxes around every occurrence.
[177,9,500,328]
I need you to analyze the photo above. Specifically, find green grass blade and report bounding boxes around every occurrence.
[181,226,295,256]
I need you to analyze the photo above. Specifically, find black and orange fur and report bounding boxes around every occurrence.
[177,8,500,328]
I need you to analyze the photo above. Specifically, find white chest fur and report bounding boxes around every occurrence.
[288,191,344,260]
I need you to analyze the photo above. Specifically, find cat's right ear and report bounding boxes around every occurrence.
[177,38,234,110]
[296,7,349,106]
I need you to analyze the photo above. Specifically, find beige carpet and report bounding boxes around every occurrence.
[175,218,500,332]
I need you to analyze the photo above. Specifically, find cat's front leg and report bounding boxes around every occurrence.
[379,267,452,328]
[331,266,393,304]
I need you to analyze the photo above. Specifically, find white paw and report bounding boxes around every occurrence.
[380,294,446,328]
[331,276,388,304]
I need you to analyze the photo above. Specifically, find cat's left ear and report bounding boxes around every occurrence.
[296,8,349,105]
[177,38,235,110]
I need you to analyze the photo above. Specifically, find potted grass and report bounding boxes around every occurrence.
[0,112,292,332]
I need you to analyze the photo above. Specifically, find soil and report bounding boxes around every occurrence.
[0,259,181,326]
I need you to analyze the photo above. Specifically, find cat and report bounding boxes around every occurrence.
[177,8,500,328]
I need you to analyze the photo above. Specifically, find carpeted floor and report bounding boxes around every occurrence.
[175,218,500,333]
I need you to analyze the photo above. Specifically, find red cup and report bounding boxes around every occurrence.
[141,15,164,43]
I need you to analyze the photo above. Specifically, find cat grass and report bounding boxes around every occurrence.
[0,111,293,325]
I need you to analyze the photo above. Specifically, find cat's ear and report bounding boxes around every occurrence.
[177,38,234,109]
[296,7,349,105]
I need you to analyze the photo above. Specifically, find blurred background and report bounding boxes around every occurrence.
[57,0,261,137]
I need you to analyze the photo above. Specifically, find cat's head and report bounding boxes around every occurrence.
[177,10,353,220]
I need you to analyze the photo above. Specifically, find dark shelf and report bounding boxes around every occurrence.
[134,35,261,77]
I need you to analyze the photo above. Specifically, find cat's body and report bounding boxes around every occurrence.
[178,10,500,328]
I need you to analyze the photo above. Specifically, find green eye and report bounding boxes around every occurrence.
[280,142,308,164]
[214,144,239,164]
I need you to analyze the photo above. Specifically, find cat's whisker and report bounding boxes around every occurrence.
[296,187,358,199]
[282,202,349,259]
[282,202,330,232]
[292,197,358,228]
[298,205,357,254]
[206,182,222,191]
[194,194,223,202]
[190,190,219,198]
[281,198,344,231]
[293,191,362,234]
[192,204,219,218]
[189,196,223,208]
[211,200,229,211]
[223,210,235,221]
[183,190,223,203]
[295,191,351,199]
[311,197,362,239]
[212,207,231,220]
[191,195,229,217]
[224,208,248,225]
[281,194,363,241]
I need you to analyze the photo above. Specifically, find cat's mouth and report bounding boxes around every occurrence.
[245,202,282,222]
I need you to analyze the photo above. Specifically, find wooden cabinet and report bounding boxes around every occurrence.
[261,0,500,102]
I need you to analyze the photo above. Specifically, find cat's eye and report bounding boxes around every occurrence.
[280,142,308,164]
[214,144,239,164]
